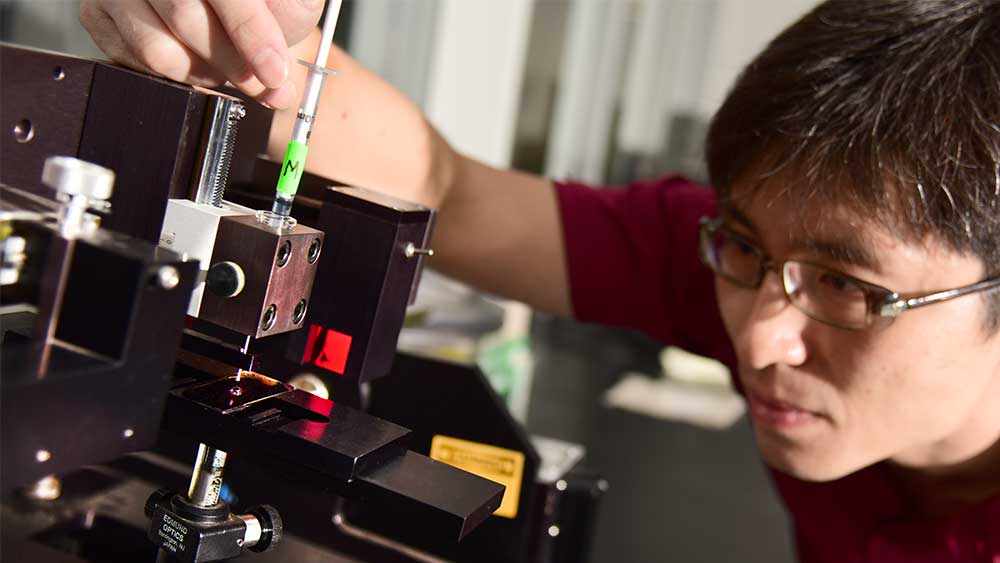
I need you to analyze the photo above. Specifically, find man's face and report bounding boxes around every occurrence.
[716,182,1000,481]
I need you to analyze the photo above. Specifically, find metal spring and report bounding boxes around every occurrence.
[209,104,245,206]
[195,100,245,207]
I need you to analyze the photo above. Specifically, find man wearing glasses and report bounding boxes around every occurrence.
[557,1,1000,558]
[84,0,999,559]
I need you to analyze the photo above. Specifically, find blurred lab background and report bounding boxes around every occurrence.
[1,2,822,561]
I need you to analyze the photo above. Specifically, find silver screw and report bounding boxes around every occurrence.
[123,428,135,438]
[261,304,277,331]
[236,538,244,547]
[403,242,434,259]
[35,449,51,463]
[156,266,180,290]
[548,525,560,538]
[41,156,115,239]
[14,119,34,143]
[42,156,115,202]
[25,475,61,501]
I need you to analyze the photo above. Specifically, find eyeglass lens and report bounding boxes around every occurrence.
[703,225,872,329]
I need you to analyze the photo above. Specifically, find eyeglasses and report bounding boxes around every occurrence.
[698,217,1000,330]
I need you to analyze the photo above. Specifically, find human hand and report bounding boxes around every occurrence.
[80,0,323,109]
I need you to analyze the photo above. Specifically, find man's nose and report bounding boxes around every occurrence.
[737,270,809,370]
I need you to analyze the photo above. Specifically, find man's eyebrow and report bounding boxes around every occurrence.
[788,234,882,274]
[720,205,757,233]
[721,204,882,273]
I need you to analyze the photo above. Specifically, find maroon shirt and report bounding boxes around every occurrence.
[555,176,1000,562]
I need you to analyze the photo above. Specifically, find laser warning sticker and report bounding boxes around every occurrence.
[430,435,524,519]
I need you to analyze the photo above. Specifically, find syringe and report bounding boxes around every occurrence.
[271,0,343,218]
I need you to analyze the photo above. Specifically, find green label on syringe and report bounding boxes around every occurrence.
[276,140,309,196]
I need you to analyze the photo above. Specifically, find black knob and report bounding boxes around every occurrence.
[145,487,175,518]
[247,505,282,552]
[206,261,245,298]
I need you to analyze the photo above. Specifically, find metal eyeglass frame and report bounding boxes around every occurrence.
[697,217,1000,330]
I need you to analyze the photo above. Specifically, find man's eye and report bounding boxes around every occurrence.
[819,272,862,294]
[728,237,756,256]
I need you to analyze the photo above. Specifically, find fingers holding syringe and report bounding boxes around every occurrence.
[81,0,309,109]
[203,0,318,109]
[83,0,225,87]
[147,0,297,109]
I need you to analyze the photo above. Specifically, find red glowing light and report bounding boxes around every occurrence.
[302,324,352,375]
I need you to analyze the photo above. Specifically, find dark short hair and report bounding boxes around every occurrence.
[706,0,1000,330]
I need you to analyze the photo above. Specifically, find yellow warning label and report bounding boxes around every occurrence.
[430,435,524,519]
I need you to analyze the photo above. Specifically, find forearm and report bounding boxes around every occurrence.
[269,29,572,317]
[267,29,452,207]
[431,156,572,317]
